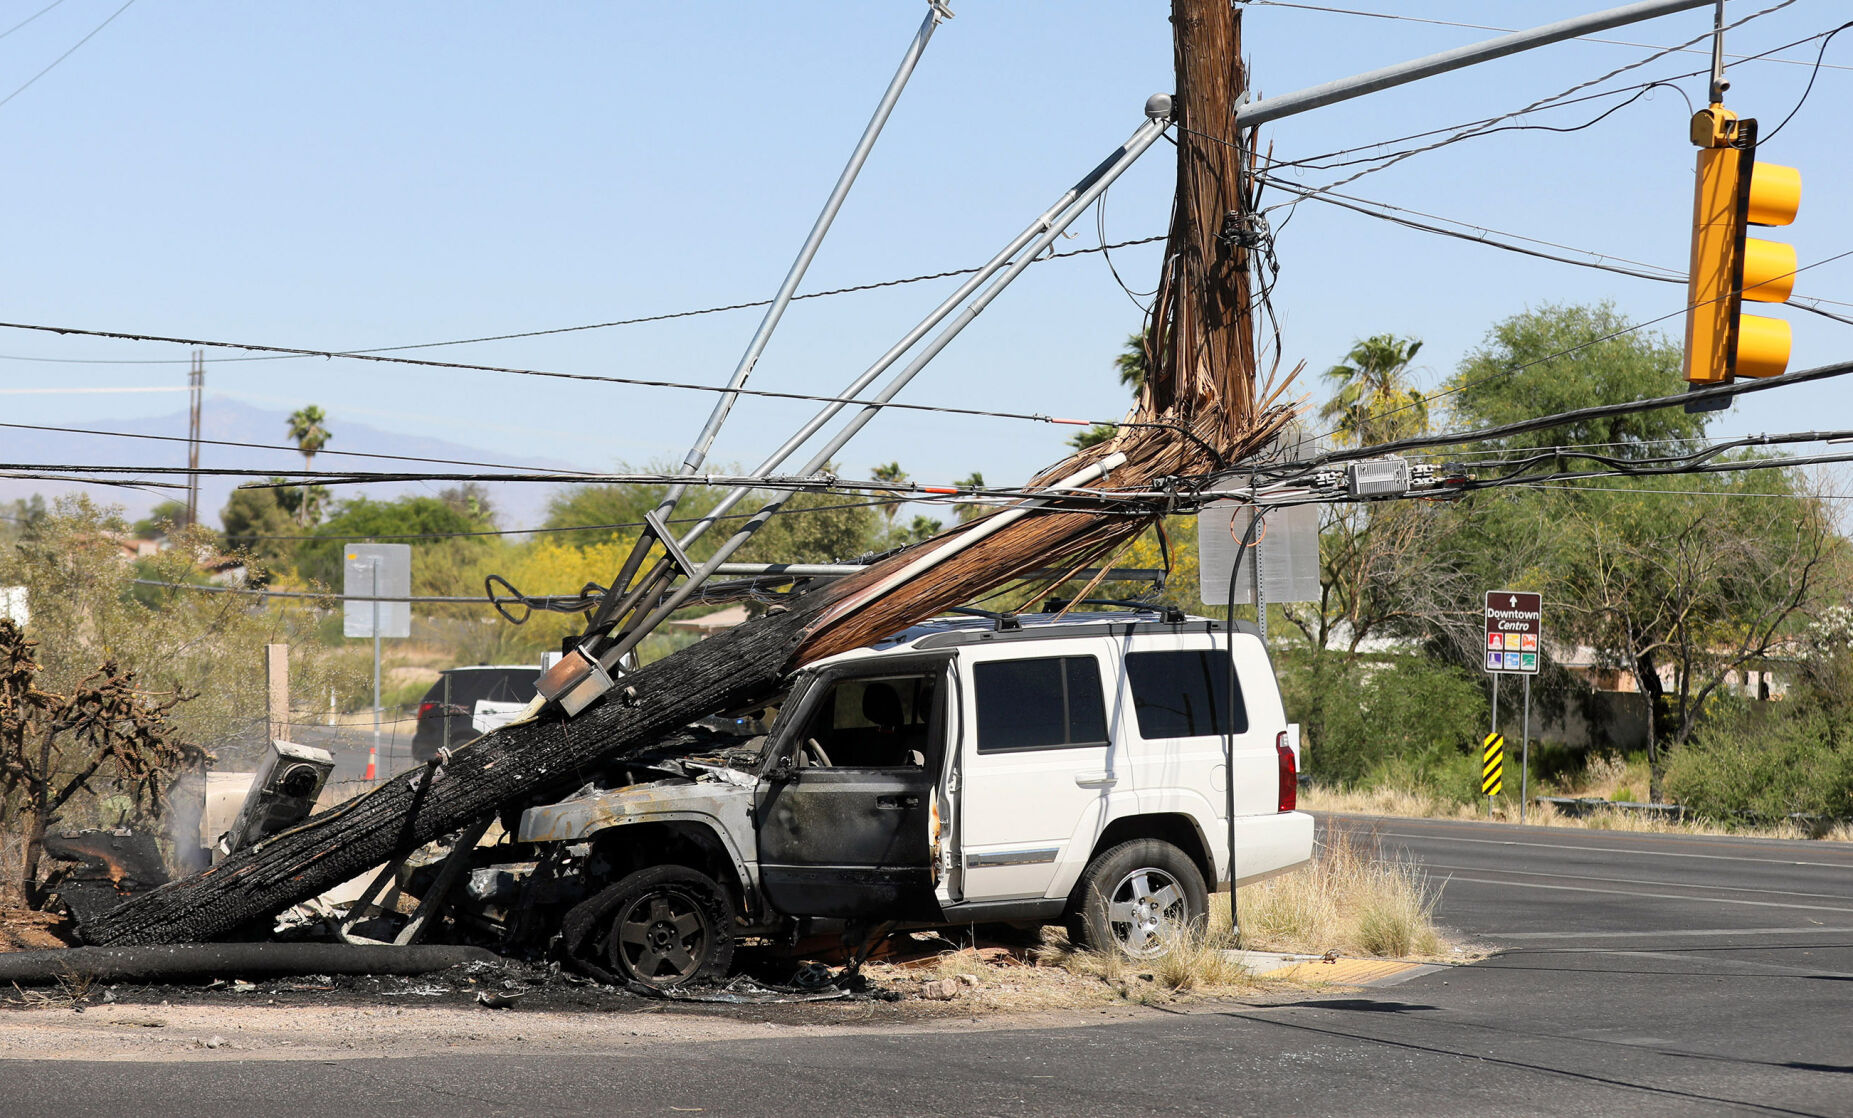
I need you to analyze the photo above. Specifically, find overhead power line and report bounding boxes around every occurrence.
[0,0,138,113]
[0,235,1166,367]
[1273,354,1853,479]
[0,1,71,42]
[1271,2,1794,200]
[1255,179,1853,327]
[0,315,1159,429]
[0,418,606,478]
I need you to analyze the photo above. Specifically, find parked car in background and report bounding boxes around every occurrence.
[411,665,540,762]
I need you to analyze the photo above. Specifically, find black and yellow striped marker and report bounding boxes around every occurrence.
[1481,732,1505,796]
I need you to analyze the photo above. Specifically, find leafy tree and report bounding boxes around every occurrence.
[1443,302,1705,456]
[0,496,47,545]
[298,495,495,594]
[439,483,495,524]
[0,498,362,766]
[132,499,189,540]
[887,514,942,548]
[734,487,879,566]
[1318,334,1426,446]
[286,405,332,526]
[542,474,725,557]
[1432,305,1839,790]
[220,483,299,577]
[1549,471,1830,784]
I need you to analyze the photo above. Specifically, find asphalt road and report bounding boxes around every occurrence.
[10,815,1852,1117]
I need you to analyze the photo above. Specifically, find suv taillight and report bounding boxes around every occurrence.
[1276,731,1297,812]
[417,702,437,721]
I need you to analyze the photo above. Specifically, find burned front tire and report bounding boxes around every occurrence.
[563,865,735,990]
[1067,839,1208,959]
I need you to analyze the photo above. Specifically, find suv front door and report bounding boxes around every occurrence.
[754,660,949,921]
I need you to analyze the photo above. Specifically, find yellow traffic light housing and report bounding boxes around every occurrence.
[1683,107,1801,407]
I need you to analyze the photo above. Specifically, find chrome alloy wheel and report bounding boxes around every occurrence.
[1105,866,1189,957]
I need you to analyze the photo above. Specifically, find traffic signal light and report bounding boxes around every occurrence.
[1682,106,1801,408]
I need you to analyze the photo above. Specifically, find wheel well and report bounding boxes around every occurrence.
[587,822,748,917]
[1086,814,1215,890]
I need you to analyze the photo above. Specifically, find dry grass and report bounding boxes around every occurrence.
[1298,784,1852,843]
[1234,828,1445,959]
[1028,827,1454,999]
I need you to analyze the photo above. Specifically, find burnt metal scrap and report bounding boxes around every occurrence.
[40,829,170,927]
[80,600,822,946]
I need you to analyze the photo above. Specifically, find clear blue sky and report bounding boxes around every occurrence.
[2,1,1848,520]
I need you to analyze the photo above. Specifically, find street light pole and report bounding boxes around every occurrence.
[368,557,381,781]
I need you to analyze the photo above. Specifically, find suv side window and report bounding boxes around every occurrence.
[973,656,1109,753]
[797,673,938,768]
[1125,649,1247,738]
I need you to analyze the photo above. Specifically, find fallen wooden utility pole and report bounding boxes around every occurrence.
[84,0,1289,946]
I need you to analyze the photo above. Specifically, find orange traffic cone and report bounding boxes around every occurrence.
[364,743,378,781]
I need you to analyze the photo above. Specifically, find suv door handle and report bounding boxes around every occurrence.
[877,794,920,809]
[1074,772,1117,788]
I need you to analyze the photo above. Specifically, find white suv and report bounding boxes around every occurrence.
[505,610,1313,988]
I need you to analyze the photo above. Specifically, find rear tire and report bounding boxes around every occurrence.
[567,865,735,989]
[1067,839,1208,959]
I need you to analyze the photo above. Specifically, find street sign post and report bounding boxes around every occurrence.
[344,543,411,779]
[1484,591,1543,822]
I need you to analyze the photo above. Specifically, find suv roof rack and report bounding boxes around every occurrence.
[882,611,1259,652]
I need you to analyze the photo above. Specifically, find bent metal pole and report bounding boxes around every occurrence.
[661,112,1174,566]
[576,2,951,644]
[572,112,1172,662]
[593,107,1174,672]
[1236,0,1713,128]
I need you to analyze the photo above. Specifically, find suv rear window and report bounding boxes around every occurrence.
[1125,650,1246,738]
[973,656,1108,753]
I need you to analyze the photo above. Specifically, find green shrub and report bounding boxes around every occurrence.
[1284,654,1488,789]
[1664,702,1853,821]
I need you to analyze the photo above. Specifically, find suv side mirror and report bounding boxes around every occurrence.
[768,754,797,782]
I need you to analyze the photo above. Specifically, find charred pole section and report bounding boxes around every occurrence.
[82,3,1286,947]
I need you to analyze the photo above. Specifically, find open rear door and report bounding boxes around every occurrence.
[755,658,950,922]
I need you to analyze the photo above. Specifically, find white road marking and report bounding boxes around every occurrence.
[1393,860,1851,903]
[1433,875,1853,914]
[1494,926,1853,939]
[1348,826,1852,869]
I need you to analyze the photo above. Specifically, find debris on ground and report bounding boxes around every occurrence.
[0,906,69,953]
[38,830,169,928]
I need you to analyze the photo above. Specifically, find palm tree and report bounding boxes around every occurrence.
[1317,335,1426,447]
[287,405,331,525]
[952,471,987,523]
[870,462,909,527]
[1114,333,1148,397]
